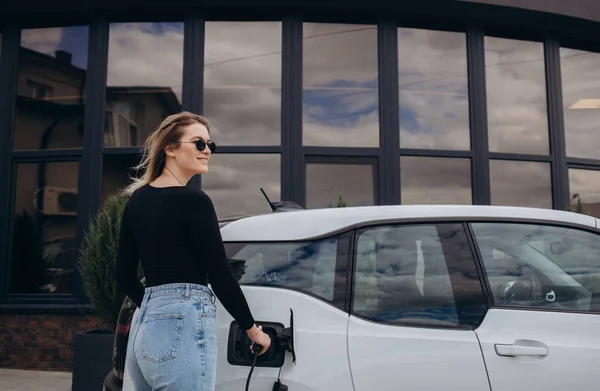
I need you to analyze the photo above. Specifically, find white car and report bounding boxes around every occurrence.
[107,204,600,391]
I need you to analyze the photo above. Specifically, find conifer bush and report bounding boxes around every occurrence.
[78,194,130,329]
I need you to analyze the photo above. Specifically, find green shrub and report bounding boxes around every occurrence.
[78,194,130,329]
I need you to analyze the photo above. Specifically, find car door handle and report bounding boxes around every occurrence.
[494,343,548,357]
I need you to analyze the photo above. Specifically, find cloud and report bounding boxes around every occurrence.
[201,154,281,218]
[490,160,552,208]
[561,48,600,160]
[106,23,184,102]
[21,28,63,55]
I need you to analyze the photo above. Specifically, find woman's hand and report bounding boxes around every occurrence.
[246,324,271,355]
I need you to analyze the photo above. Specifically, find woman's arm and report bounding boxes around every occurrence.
[115,204,144,307]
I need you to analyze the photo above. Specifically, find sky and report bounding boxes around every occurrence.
[16,22,600,217]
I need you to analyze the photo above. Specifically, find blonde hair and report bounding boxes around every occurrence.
[121,111,211,196]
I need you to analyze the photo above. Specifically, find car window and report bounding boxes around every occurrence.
[471,222,600,312]
[353,224,464,327]
[224,234,348,308]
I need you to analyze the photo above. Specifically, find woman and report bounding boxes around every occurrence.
[115,111,271,391]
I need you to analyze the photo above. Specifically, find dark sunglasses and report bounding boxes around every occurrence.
[180,138,216,153]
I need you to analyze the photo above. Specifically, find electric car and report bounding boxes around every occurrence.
[104,204,600,391]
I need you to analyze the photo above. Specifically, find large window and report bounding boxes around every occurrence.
[485,37,548,155]
[561,48,600,160]
[14,27,89,150]
[471,222,600,312]
[202,154,281,218]
[306,157,377,208]
[490,160,552,208]
[401,157,472,205]
[105,22,184,147]
[204,22,282,146]
[398,28,470,151]
[302,23,379,147]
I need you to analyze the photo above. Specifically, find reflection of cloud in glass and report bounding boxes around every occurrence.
[561,49,600,159]
[204,22,282,146]
[306,162,375,208]
[302,24,379,147]
[107,23,184,102]
[201,154,280,218]
[568,169,600,218]
[485,37,548,155]
[490,160,552,208]
[398,29,469,150]
[401,157,471,204]
[21,27,89,70]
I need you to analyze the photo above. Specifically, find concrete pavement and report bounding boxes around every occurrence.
[0,368,72,391]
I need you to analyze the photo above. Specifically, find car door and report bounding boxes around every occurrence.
[347,222,491,391]
[469,221,600,391]
[216,232,354,391]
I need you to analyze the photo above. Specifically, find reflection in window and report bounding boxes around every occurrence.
[353,224,466,327]
[471,222,600,312]
[204,22,281,146]
[201,154,280,218]
[303,23,379,147]
[101,154,143,205]
[398,29,469,150]
[106,23,184,147]
[306,160,375,208]
[224,234,347,307]
[485,37,548,155]
[10,162,79,294]
[490,160,552,208]
[401,156,471,204]
[568,169,600,218]
[14,27,89,150]
[561,48,600,159]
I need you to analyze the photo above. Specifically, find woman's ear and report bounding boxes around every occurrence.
[164,144,176,158]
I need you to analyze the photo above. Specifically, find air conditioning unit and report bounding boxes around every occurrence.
[40,186,78,216]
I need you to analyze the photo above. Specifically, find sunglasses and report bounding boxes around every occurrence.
[180,138,216,153]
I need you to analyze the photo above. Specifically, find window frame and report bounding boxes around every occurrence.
[465,218,600,316]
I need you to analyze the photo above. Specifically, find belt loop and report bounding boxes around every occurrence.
[185,283,190,299]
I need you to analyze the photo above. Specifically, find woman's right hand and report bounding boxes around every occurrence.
[246,324,271,355]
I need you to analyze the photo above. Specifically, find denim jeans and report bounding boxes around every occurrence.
[122,283,218,391]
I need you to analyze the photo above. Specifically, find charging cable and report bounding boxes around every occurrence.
[245,343,263,391]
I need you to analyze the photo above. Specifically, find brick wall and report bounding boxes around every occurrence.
[0,314,111,371]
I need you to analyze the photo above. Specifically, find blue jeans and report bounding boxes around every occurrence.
[122,283,218,391]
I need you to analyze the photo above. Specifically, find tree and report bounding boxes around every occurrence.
[78,194,131,329]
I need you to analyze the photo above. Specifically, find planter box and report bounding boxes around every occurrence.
[71,329,115,391]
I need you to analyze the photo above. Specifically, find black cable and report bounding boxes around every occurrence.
[245,343,262,391]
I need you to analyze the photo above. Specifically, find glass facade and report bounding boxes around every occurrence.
[1,15,599,307]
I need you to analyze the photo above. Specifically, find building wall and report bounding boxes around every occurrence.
[0,314,109,371]
[1,0,600,373]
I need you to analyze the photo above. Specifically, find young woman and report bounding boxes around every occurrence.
[115,111,271,391]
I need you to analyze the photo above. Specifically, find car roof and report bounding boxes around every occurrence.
[220,204,599,242]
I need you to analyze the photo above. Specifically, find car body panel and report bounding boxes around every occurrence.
[348,315,491,391]
[214,286,353,391]
[475,308,600,391]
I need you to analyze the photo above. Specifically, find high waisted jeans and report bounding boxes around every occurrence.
[122,283,218,391]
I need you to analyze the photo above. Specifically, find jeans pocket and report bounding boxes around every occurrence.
[140,313,185,363]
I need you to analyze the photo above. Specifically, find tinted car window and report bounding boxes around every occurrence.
[352,224,480,328]
[471,222,600,312]
[224,234,349,308]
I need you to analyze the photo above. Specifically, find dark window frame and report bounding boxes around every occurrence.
[0,7,598,313]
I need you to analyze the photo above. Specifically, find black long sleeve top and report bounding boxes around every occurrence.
[115,184,255,331]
